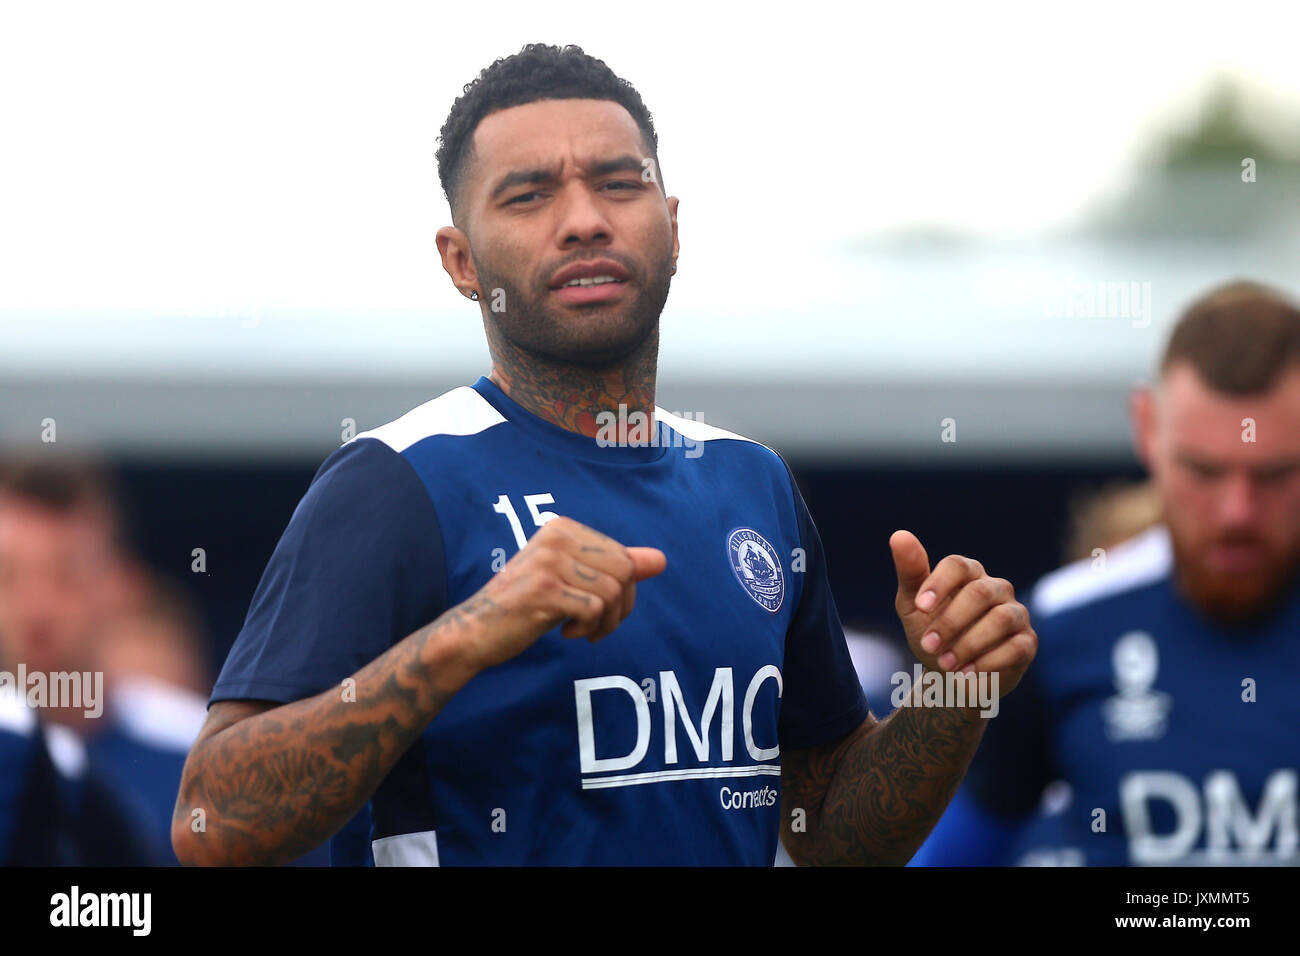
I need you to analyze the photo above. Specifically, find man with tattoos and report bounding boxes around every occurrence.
[173,43,1037,866]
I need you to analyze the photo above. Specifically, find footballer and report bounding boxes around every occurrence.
[173,44,1036,866]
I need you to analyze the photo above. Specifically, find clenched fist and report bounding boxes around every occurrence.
[461,516,667,672]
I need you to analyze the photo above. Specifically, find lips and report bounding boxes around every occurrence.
[550,278,630,305]
[547,259,631,289]
[1207,542,1265,573]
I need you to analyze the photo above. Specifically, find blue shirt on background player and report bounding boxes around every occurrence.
[911,524,1300,866]
[1,687,162,865]
[210,376,869,865]
[83,677,331,866]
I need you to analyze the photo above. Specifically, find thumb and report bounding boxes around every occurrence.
[627,546,667,581]
[890,530,930,614]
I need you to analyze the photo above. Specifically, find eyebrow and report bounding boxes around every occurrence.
[1175,450,1300,473]
[488,154,646,201]
[1252,457,1300,475]
[1174,451,1224,468]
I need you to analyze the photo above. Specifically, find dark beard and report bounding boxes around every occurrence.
[471,243,674,434]
[477,248,673,370]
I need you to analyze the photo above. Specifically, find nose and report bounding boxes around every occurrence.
[553,182,613,247]
[1217,470,1260,526]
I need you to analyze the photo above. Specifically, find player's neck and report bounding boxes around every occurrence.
[488,339,657,440]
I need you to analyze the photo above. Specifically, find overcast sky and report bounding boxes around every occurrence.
[2,0,1298,321]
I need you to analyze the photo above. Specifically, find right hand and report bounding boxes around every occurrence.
[463,516,667,671]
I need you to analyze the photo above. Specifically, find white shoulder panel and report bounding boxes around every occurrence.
[654,407,773,452]
[351,386,507,453]
[0,686,36,736]
[112,677,210,753]
[1030,524,1173,618]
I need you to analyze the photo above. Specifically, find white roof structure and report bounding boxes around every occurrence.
[4,236,1298,463]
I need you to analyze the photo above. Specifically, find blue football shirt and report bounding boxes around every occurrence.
[211,376,869,865]
[949,524,1300,865]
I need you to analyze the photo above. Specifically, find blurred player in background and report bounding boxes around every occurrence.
[913,280,1300,865]
[0,461,329,864]
[1063,479,1162,563]
[88,579,233,863]
[920,479,1165,866]
[0,461,162,863]
[0,685,159,865]
[99,579,210,696]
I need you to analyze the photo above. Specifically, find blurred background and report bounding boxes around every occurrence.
[1,0,1297,864]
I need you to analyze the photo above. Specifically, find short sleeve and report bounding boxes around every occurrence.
[210,438,447,705]
[776,465,871,751]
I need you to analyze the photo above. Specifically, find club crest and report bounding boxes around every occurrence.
[1101,630,1171,741]
[727,527,784,613]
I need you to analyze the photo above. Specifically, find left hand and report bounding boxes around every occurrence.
[890,529,1037,698]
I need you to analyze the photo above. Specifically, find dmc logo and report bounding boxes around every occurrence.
[727,528,784,613]
[1121,769,1298,864]
[573,665,783,790]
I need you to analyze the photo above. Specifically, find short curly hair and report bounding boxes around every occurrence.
[436,43,661,225]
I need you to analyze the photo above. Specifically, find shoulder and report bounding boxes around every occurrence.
[351,385,507,453]
[295,385,506,510]
[655,408,777,453]
[1029,524,1173,623]
[655,407,792,475]
[657,408,805,513]
[106,678,209,754]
